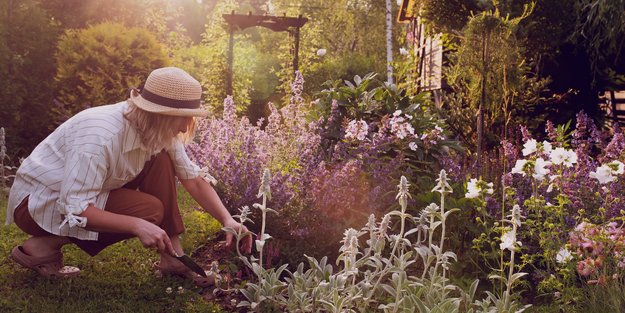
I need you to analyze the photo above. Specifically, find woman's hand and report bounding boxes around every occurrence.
[223,218,253,254]
[180,177,253,254]
[133,219,176,256]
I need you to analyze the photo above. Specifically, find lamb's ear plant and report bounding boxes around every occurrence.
[222,169,530,312]
[223,168,286,312]
[477,204,532,313]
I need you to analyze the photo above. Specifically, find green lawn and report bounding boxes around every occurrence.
[0,189,226,313]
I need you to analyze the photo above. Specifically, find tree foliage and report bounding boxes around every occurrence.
[443,5,551,151]
[573,0,625,87]
[0,0,61,157]
[53,22,169,125]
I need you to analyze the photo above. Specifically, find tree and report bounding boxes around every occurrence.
[53,22,170,125]
[0,0,61,157]
[443,5,548,158]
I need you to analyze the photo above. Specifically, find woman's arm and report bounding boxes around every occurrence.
[179,176,252,253]
[79,205,176,255]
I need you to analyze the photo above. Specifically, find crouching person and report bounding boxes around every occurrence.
[5,67,251,286]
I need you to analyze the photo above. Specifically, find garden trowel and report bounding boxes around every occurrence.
[175,253,207,277]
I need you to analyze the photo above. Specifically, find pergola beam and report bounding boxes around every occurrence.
[223,12,308,96]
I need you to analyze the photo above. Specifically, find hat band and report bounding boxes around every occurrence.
[140,88,201,109]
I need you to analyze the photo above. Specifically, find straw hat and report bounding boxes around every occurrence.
[129,67,208,117]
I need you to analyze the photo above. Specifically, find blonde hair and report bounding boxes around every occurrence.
[124,100,196,152]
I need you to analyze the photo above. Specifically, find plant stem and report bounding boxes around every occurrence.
[259,193,267,269]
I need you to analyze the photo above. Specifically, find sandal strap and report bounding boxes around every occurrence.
[13,246,63,267]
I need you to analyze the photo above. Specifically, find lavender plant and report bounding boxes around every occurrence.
[187,72,455,264]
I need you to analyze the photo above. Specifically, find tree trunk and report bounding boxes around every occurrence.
[386,0,394,85]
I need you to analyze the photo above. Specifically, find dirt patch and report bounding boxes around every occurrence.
[192,233,251,312]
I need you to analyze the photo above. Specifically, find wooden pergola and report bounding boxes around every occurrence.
[222,12,308,96]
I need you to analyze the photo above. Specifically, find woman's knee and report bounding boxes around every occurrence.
[142,195,165,225]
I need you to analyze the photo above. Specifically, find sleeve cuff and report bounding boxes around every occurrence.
[57,196,91,229]
[199,167,218,186]
[59,213,88,229]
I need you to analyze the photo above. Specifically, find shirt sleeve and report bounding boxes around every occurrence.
[57,151,107,230]
[168,139,200,180]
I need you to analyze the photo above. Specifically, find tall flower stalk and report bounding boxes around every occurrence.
[254,169,276,269]
[0,127,6,191]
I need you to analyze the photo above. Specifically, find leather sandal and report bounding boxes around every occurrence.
[153,261,215,288]
[10,246,80,278]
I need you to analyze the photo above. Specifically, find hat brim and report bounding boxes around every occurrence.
[129,89,209,117]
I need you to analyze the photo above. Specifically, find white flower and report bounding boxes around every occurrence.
[542,141,553,154]
[564,150,578,167]
[550,148,577,167]
[166,287,173,294]
[316,48,327,56]
[399,47,408,55]
[500,230,521,251]
[409,142,418,151]
[556,247,573,264]
[608,160,625,175]
[389,115,415,139]
[533,158,551,181]
[590,165,616,184]
[549,147,567,164]
[465,178,481,199]
[465,178,494,199]
[522,139,538,156]
[510,159,528,176]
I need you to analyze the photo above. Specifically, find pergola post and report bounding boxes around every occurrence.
[227,24,234,96]
[292,18,301,73]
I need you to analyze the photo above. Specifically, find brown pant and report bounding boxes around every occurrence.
[13,151,185,256]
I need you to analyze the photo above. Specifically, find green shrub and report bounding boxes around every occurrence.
[53,22,169,125]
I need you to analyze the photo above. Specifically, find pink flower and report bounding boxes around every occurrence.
[345,120,369,141]
[577,258,596,277]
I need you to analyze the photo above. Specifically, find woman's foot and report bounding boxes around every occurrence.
[154,235,214,287]
[22,235,71,258]
[153,260,215,288]
[11,245,80,278]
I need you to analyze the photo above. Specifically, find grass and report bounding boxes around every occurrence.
[0,188,227,313]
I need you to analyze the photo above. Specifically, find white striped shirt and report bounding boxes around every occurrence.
[5,101,200,240]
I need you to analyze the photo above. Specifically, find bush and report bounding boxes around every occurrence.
[53,22,169,125]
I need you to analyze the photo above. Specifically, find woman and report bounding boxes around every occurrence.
[5,67,251,286]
